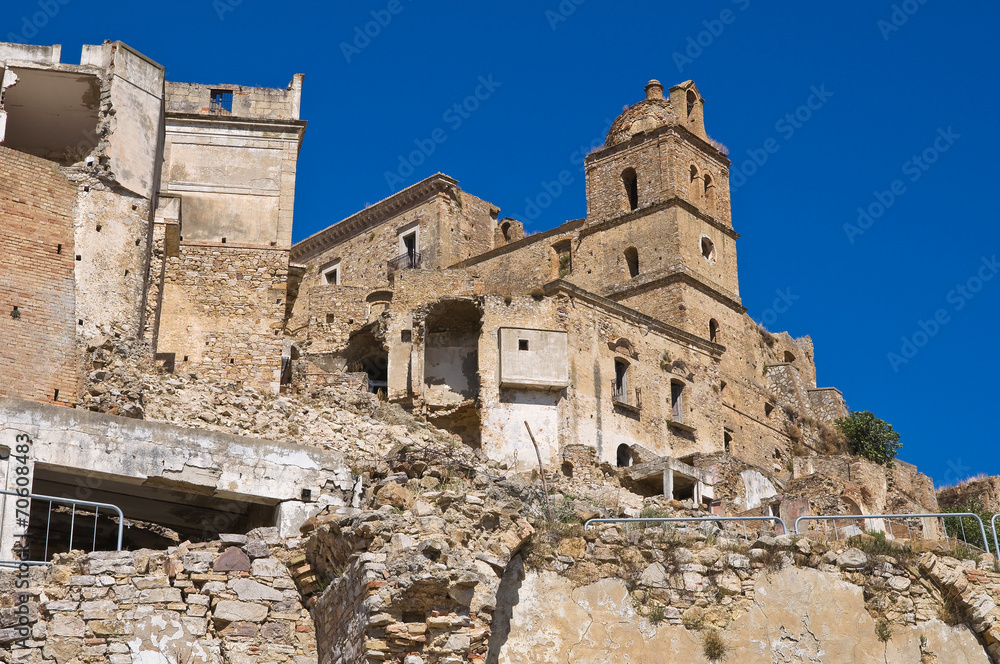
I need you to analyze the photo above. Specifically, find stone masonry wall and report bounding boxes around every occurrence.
[0,530,316,664]
[0,146,80,405]
[156,244,288,390]
[165,80,303,121]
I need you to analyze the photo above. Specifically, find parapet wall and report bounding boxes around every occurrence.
[165,78,303,121]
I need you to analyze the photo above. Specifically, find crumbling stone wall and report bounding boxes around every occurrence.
[0,146,80,405]
[156,244,288,390]
[166,78,304,121]
[0,530,316,663]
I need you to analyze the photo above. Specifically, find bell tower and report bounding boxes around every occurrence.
[570,80,744,340]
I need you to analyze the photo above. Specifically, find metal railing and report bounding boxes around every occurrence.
[585,515,788,539]
[992,514,1000,558]
[387,251,421,274]
[794,512,990,554]
[1,490,124,567]
[612,383,642,410]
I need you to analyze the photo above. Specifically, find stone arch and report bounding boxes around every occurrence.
[624,247,639,278]
[621,167,638,211]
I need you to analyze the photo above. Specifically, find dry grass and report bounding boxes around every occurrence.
[702,628,730,661]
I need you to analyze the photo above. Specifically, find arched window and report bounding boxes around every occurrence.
[616,444,633,468]
[687,90,697,116]
[783,351,795,363]
[703,173,714,211]
[624,247,639,278]
[700,236,716,262]
[689,165,700,200]
[501,221,511,241]
[622,168,638,211]
[709,318,719,343]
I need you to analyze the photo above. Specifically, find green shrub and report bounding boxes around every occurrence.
[835,411,901,464]
[941,498,992,551]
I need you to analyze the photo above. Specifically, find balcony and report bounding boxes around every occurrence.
[387,251,422,276]
[612,381,642,412]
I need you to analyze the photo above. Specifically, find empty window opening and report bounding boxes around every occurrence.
[135,238,141,246]
[53,389,59,401]
[720,380,727,393]
[501,221,511,241]
[183,356,188,362]
[765,403,774,417]
[76,255,81,261]
[124,270,129,277]
[670,381,684,422]
[703,173,712,195]
[553,241,572,278]
[709,318,719,343]
[325,313,336,324]
[403,231,417,258]
[221,237,226,244]
[95,225,101,232]
[229,359,234,364]
[210,89,233,115]
[78,319,83,325]
[518,339,529,351]
[616,444,633,468]
[690,165,698,182]
[700,236,716,262]
[56,244,62,254]
[401,329,412,343]
[783,351,796,363]
[323,266,339,285]
[724,430,733,454]
[687,89,697,116]
[624,247,639,278]
[614,359,628,397]
[622,167,639,211]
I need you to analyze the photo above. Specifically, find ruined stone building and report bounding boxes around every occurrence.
[287,79,851,484]
[5,38,992,664]
[0,40,938,564]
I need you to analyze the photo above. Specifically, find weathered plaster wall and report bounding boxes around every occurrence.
[498,568,990,664]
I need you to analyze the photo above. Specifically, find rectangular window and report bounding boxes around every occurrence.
[321,260,341,285]
[671,381,684,422]
[614,359,628,396]
[210,89,233,114]
[518,339,529,351]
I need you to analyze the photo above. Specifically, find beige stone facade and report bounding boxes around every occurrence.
[288,78,849,490]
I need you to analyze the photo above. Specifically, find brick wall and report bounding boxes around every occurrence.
[0,146,79,404]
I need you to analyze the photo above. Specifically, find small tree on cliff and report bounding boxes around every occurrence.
[835,410,901,465]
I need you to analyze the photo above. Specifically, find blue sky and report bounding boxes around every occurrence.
[8,0,999,485]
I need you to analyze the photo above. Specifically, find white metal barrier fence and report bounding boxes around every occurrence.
[0,489,124,567]
[584,516,788,539]
[794,512,991,554]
